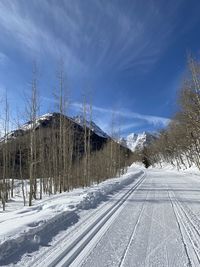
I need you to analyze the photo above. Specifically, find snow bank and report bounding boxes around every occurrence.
[0,165,142,265]
[153,161,199,173]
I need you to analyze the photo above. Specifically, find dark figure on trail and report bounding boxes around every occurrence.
[142,156,151,168]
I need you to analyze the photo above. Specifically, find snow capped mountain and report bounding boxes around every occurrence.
[73,115,109,138]
[119,132,156,152]
[0,113,55,142]
[20,113,53,131]
[1,112,153,153]
[1,113,110,143]
[117,137,127,148]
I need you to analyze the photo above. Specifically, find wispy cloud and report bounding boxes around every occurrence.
[0,52,8,65]
[0,0,191,137]
[117,122,142,132]
[71,102,169,125]
[41,97,170,133]
[0,0,186,75]
[70,101,170,134]
[0,1,86,75]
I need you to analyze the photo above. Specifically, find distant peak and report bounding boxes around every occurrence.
[122,131,156,152]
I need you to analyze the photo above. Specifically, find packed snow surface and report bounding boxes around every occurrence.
[1,163,200,266]
[0,165,142,265]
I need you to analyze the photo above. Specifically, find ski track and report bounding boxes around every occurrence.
[80,169,195,267]
[0,169,143,266]
[169,190,200,266]
[2,167,200,267]
[118,187,150,267]
[46,172,147,267]
[21,170,146,267]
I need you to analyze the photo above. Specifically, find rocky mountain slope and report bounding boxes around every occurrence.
[2,113,109,142]
[119,132,156,152]
[73,115,109,138]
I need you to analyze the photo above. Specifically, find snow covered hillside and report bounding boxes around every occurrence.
[119,132,156,152]
[73,115,109,138]
[1,113,109,142]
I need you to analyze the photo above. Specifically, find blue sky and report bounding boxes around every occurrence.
[0,0,200,136]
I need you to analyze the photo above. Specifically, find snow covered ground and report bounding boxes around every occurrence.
[0,165,143,266]
[1,163,200,266]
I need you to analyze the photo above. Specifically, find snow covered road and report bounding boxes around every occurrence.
[1,166,200,267]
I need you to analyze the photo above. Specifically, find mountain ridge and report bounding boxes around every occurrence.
[118,131,156,152]
[1,112,109,142]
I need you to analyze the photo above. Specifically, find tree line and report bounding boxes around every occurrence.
[140,56,200,170]
[0,63,132,210]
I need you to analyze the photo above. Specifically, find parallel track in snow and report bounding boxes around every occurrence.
[118,187,149,267]
[168,190,200,267]
[31,170,146,267]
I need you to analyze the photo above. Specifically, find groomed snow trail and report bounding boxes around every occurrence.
[79,168,200,267]
[26,171,146,267]
[4,166,200,267]
[80,169,191,267]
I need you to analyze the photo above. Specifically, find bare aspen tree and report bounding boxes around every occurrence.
[82,94,88,186]
[87,96,92,184]
[19,146,26,206]
[144,57,200,170]
[26,63,40,206]
[58,63,64,193]
[1,91,9,211]
[54,59,70,192]
[80,90,93,187]
[38,126,43,199]
[0,60,133,210]
[15,112,26,206]
[109,110,117,177]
